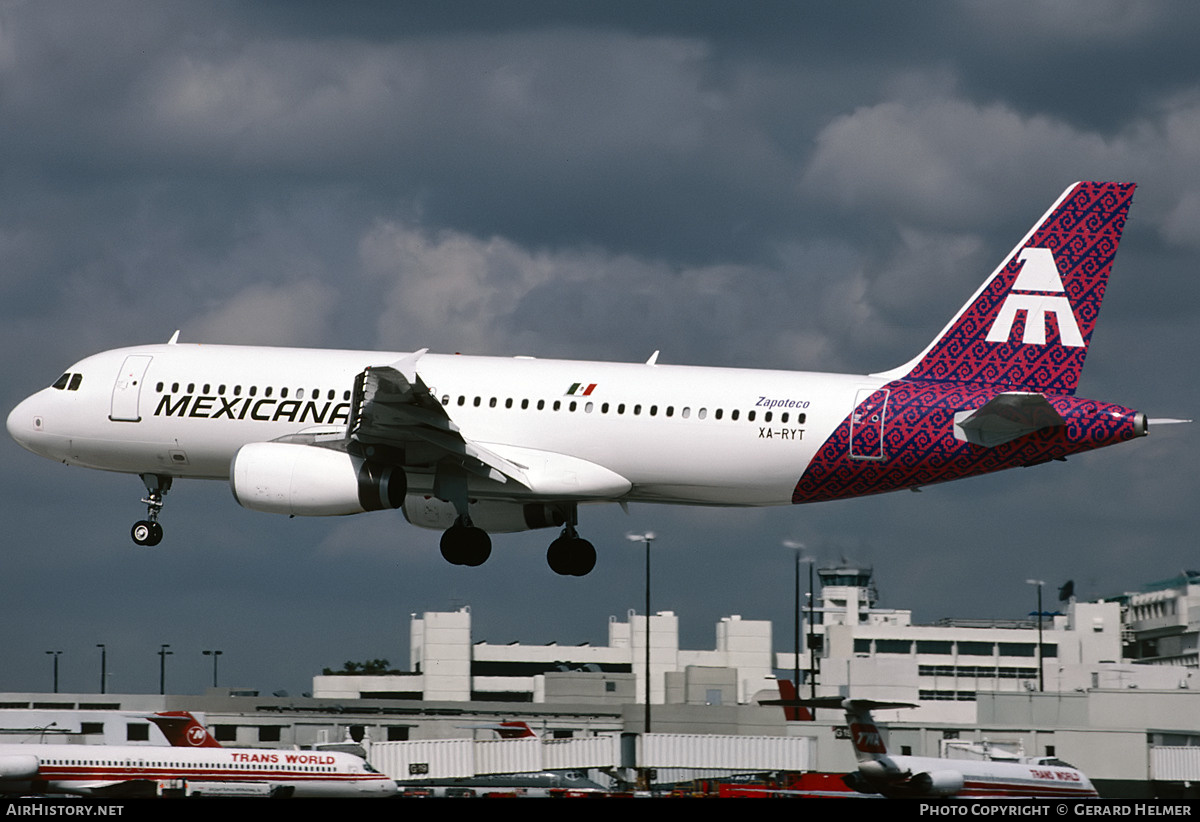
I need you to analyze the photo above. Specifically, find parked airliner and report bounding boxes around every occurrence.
[7,182,1159,575]
[791,697,1098,799]
[0,711,397,798]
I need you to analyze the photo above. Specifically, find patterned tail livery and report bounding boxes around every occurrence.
[794,182,1146,504]
[888,181,1135,394]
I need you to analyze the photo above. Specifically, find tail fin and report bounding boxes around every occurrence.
[495,721,536,739]
[147,711,223,748]
[768,697,914,764]
[879,181,1135,394]
[776,679,814,721]
[840,700,895,763]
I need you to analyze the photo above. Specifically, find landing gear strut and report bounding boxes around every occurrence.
[131,473,171,546]
[440,516,492,566]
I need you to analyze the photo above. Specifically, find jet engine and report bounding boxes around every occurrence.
[909,769,965,796]
[402,495,566,533]
[230,442,405,516]
[0,754,39,779]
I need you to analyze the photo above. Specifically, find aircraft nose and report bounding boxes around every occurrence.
[7,394,44,453]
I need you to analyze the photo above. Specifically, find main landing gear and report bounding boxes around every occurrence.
[546,525,596,577]
[131,473,171,547]
[439,517,492,567]
[435,506,596,576]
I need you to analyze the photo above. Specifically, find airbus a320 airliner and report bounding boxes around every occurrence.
[7,182,1161,575]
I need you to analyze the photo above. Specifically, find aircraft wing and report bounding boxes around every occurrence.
[346,350,530,487]
[74,779,159,798]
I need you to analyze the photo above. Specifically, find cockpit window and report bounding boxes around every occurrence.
[52,373,71,390]
[68,373,83,391]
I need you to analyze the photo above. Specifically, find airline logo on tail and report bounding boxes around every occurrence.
[147,711,223,748]
[849,721,887,754]
[895,181,1134,395]
[985,248,1084,347]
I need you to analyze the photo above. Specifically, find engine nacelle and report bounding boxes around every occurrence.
[0,754,39,779]
[909,769,965,796]
[230,442,405,516]
[402,495,566,533]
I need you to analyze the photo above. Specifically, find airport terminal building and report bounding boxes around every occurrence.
[5,564,1200,796]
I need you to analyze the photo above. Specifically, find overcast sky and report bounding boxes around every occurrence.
[2,1,1197,698]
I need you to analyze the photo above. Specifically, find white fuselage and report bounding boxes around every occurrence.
[0,742,397,798]
[869,753,1098,798]
[8,342,878,507]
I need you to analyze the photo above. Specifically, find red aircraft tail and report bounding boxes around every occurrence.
[765,679,813,721]
[147,711,223,748]
[495,721,536,739]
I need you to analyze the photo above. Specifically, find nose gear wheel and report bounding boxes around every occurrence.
[131,474,171,546]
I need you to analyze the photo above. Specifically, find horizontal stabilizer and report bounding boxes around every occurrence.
[953,392,1064,447]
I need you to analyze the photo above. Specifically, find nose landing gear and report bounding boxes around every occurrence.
[131,474,172,546]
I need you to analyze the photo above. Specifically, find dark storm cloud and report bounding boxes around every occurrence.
[1,1,1196,696]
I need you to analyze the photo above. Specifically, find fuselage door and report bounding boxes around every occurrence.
[110,355,153,422]
[849,387,888,460]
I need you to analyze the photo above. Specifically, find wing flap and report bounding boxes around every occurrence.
[484,443,631,498]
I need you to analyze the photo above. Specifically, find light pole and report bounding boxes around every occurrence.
[158,644,173,695]
[203,650,223,688]
[45,651,62,693]
[1026,579,1045,692]
[784,540,816,698]
[625,532,656,734]
[96,644,106,694]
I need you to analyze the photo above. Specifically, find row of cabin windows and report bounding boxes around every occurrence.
[148,380,810,425]
[44,758,336,772]
[439,394,807,425]
[155,382,352,402]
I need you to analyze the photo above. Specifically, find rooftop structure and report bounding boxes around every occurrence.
[1107,571,1200,667]
[313,607,776,706]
